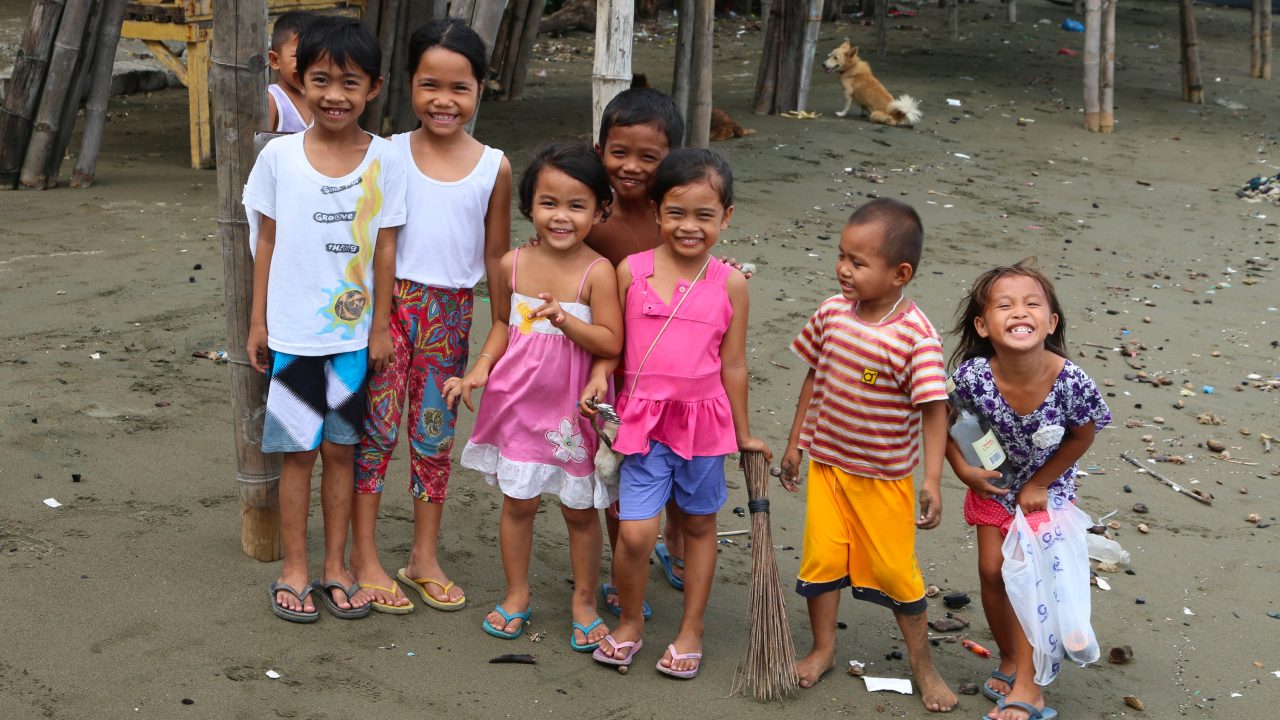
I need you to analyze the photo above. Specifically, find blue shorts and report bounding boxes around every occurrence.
[617,441,727,519]
[262,348,367,453]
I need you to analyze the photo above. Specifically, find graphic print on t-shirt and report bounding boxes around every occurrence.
[318,159,383,340]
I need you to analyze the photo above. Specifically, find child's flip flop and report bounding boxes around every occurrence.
[396,568,466,611]
[989,700,1057,720]
[655,643,702,679]
[570,617,606,652]
[654,543,684,591]
[357,581,414,614]
[311,579,371,620]
[982,668,1016,702]
[599,582,652,619]
[592,635,643,667]
[269,581,319,623]
[482,604,532,640]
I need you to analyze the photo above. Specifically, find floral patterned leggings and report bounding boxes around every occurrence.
[355,280,472,502]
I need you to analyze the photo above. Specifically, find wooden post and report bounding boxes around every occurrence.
[363,0,382,35]
[364,0,401,133]
[1265,0,1274,80]
[752,0,781,114]
[673,0,695,125]
[497,0,530,99]
[875,0,887,56]
[19,0,93,189]
[506,0,546,101]
[948,0,960,39]
[686,0,713,148]
[0,0,66,189]
[1099,0,1115,133]
[1082,0,1101,130]
[796,0,823,112]
[45,0,102,188]
[212,0,281,561]
[592,0,634,144]
[1179,0,1203,104]
[1252,0,1273,79]
[72,0,127,188]
[1006,0,1016,23]
[462,0,510,136]
[388,0,426,133]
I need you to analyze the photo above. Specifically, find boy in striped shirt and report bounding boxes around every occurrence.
[779,199,956,713]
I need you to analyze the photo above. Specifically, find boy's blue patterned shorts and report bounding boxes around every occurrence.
[262,349,367,453]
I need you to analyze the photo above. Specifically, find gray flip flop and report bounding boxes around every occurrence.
[982,669,1016,702]
[269,581,319,623]
[312,580,371,620]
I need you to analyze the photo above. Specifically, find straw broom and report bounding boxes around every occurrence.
[732,450,799,701]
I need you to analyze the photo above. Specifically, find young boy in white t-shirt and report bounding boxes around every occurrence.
[244,16,406,622]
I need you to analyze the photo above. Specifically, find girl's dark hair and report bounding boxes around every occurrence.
[948,257,1069,371]
[517,143,613,221]
[648,148,733,208]
[296,16,381,81]
[406,18,488,84]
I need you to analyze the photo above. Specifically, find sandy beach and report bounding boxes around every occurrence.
[1,1,1277,718]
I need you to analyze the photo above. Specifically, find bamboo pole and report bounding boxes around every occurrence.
[363,0,400,133]
[506,0,546,101]
[462,0,509,136]
[1082,0,1101,131]
[875,0,887,56]
[0,0,66,189]
[592,0,634,144]
[1099,0,1115,133]
[19,0,92,189]
[774,0,803,114]
[1252,0,1273,79]
[796,0,823,112]
[45,0,102,188]
[948,0,960,39]
[752,0,781,115]
[673,0,694,123]
[212,0,281,561]
[496,0,529,99]
[362,0,381,36]
[1266,0,1274,80]
[1007,0,1016,23]
[387,0,423,133]
[1180,0,1203,104]
[686,0,713,148]
[71,0,126,188]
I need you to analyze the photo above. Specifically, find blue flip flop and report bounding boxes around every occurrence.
[599,582,652,619]
[982,669,1016,702]
[481,604,531,640]
[654,542,685,591]
[570,617,606,652]
[988,700,1057,720]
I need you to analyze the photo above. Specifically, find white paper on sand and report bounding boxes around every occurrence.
[42,498,61,508]
[265,670,281,679]
[862,677,913,695]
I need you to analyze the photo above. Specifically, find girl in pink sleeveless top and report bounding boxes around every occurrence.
[584,149,771,679]
[446,144,622,651]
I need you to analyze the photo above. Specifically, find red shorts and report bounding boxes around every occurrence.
[963,490,1049,536]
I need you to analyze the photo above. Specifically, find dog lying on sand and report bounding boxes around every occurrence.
[822,39,922,127]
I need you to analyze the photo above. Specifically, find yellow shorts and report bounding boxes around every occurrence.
[796,460,927,614]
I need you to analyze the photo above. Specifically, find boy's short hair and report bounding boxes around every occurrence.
[598,88,684,150]
[271,11,317,50]
[846,198,924,272]
[517,143,614,220]
[296,16,381,82]
[649,148,733,209]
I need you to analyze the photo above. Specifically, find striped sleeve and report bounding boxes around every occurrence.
[791,305,826,369]
[908,334,948,406]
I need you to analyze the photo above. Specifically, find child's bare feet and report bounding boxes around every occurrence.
[350,560,411,609]
[274,571,315,614]
[988,686,1046,720]
[404,558,465,605]
[485,591,530,635]
[795,647,836,688]
[917,666,958,713]
[317,570,369,610]
[572,589,609,646]
[657,632,703,674]
[597,620,643,661]
[984,664,1016,698]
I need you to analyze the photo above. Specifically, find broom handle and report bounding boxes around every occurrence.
[742,450,770,509]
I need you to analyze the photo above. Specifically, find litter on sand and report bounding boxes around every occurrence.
[265,670,281,679]
[862,676,913,694]
[42,498,62,508]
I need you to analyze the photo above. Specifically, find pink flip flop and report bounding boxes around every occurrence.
[592,634,643,667]
[655,643,702,679]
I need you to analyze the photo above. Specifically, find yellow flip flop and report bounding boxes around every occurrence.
[358,581,414,614]
[396,568,467,611]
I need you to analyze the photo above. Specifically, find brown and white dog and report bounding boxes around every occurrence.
[822,39,922,127]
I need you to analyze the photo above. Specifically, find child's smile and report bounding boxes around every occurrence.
[975,275,1058,353]
[411,47,479,136]
[657,178,733,259]
[531,167,604,250]
[599,122,668,202]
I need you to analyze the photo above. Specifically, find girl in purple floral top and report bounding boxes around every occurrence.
[945,260,1110,720]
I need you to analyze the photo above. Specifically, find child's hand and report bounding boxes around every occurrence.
[738,435,772,465]
[779,446,804,492]
[443,369,487,413]
[578,377,609,418]
[721,256,754,280]
[954,462,1010,500]
[916,485,942,529]
[530,293,567,327]
[368,329,394,373]
[1017,483,1049,514]
[246,325,270,374]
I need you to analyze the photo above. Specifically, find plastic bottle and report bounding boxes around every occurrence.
[947,380,1013,489]
[1085,534,1131,565]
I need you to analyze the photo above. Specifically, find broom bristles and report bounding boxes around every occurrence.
[732,450,799,701]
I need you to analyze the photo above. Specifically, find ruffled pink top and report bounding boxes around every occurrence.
[613,250,737,459]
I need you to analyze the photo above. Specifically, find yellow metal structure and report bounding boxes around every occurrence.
[122,1,364,168]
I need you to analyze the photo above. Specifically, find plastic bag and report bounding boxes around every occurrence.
[1002,498,1100,686]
